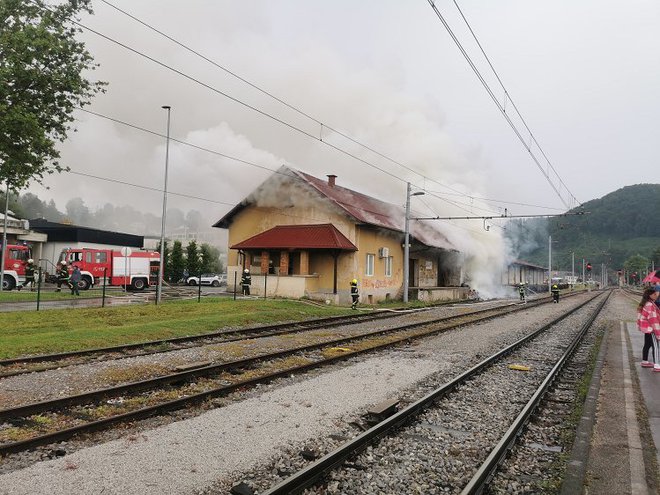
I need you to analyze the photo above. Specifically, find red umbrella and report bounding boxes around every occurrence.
[642,271,660,284]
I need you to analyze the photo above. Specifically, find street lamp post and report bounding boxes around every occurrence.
[156,105,171,305]
[403,183,424,303]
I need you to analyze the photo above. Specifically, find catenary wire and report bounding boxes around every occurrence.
[426,0,579,210]
[451,0,576,205]
[98,0,478,201]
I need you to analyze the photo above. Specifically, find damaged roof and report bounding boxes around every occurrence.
[214,166,456,251]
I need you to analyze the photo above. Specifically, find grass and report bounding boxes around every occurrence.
[0,298,353,360]
[0,287,126,302]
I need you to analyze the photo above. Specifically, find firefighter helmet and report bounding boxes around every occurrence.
[351,279,357,284]
[61,260,67,265]
[27,259,33,264]
[244,269,249,274]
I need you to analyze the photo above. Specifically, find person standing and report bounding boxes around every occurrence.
[70,265,81,296]
[350,278,359,310]
[55,261,69,292]
[637,287,660,370]
[240,269,251,296]
[19,259,36,291]
[518,283,525,302]
[551,284,560,303]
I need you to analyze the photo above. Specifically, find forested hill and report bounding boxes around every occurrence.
[508,183,660,271]
[572,184,660,239]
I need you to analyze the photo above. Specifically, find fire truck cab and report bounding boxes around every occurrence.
[58,247,160,291]
[1,243,32,291]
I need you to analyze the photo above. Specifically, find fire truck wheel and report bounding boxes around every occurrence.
[2,277,16,291]
[78,278,91,291]
[132,278,147,291]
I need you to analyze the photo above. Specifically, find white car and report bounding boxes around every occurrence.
[186,273,226,287]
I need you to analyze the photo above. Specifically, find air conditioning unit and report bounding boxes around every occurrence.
[378,247,389,258]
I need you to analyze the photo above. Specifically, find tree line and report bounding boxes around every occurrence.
[157,240,224,283]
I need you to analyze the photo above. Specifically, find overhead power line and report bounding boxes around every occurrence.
[89,0,548,218]
[426,0,580,210]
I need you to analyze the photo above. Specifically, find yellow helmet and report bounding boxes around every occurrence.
[351,279,357,284]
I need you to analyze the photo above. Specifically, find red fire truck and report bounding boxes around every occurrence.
[58,247,160,291]
[1,243,32,291]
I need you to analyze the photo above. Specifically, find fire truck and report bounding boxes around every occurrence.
[57,247,160,291]
[1,243,32,291]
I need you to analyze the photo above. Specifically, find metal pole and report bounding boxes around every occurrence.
[403,184,425,304]
[582,259,585,285]
[264,271,267,299]
[197,269,202,302]
[0,182,9,291]
[102,267,107,308]
[156,105,171,305]
[36,267,42,311]
[548,235,552,293]
[403,183,411,303]
[571,252,574,281]
[233,271,237,300]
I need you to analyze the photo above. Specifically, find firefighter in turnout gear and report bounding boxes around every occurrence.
[518,283,526,303]
[551,284,560,303]
[19,259,36,291]
[350,279,359,310]
[240,269,251,296]
[56,261,71,292]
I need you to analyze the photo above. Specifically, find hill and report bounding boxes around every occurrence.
[506,184,660,274]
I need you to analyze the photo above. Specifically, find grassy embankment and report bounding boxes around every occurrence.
[0,298,353,360]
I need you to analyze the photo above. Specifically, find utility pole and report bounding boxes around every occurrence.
[403,183,424,303]
[548,235,552,294]
[156,105,171,305]
[0,183,9,291]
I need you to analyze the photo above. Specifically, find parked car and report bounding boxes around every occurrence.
[186,273,226,287]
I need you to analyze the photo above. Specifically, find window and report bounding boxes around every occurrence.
[95,252,107,263]
[366,253,375,276]
[385,256,392,277]
[86,252,92,263]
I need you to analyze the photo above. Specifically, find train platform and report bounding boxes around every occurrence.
[563,304,660,495]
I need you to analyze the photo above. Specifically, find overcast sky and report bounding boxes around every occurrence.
[28,0,659,238]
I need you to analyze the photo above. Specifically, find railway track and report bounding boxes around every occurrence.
[256,291,609,494]
[0,293,579,456]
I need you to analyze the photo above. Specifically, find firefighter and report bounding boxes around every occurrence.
[350,278,359,310]
[19,259,36,291]
[551,283,560,303]
[55,261,70,292]
[518,282,526,302]
[240,269,251,296]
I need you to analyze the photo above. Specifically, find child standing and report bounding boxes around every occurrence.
[637,287,660,370]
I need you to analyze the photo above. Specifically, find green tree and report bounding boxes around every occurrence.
[1,0,105,189]
[651,247,660,269]
[624,254,649,284]
[185,240,200,277]
[168,240,185,282]
[200,243,223,273]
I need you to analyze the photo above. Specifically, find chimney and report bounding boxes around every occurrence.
[327,174,337,187]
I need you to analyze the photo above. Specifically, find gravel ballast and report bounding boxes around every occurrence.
[0,293,595,494]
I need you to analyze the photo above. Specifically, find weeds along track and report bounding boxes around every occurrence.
[0,297,558,378]
[0,294,584,456]
[0,310,415,378]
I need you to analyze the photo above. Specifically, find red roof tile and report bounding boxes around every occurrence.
[215,166,456,252]
[231,224,358,251]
